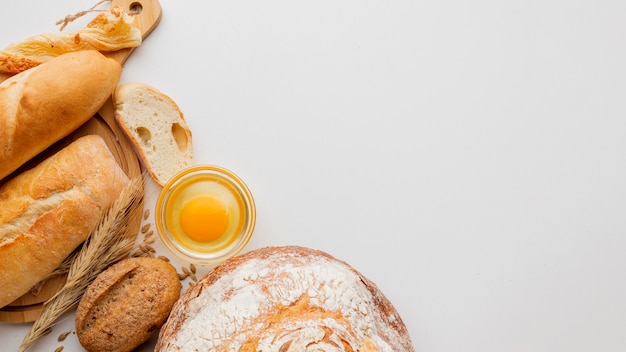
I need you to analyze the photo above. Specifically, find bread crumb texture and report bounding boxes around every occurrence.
[76,257,181,352]
[113,83,192,186]
[155,246,415,352]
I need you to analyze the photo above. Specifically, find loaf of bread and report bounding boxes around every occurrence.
[0,135,129,308]
[113,82,193,186]
[0,50,122,180]
[76,257,181,352]
[155,246,415,352]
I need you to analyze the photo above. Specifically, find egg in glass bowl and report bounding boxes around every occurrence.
[155,165,256,266]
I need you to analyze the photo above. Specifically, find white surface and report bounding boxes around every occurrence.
[2,0,626,351]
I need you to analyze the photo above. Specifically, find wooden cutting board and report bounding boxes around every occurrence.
[0,0,162,323]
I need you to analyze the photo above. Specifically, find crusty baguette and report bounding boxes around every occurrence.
[0,134,130,308]
[76,257,181,352]
[155,246,415,352]
[113,82,193,186]
[0,50,122,181]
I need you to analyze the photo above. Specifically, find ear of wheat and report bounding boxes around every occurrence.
[19,176,143,352]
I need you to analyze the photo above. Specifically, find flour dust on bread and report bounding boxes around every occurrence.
[155,246,415,352]
[113,82,193,186]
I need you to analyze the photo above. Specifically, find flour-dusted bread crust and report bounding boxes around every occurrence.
[113,82,193,186]
[155,246,415,352]
[0,135,129,308]
[76,257,181,352]
[0,50,122,181]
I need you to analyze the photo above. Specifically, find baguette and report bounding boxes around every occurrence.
[0,134,130,308]
[0,50,122,181]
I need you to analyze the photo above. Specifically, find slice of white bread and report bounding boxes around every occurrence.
[113,82,193,186]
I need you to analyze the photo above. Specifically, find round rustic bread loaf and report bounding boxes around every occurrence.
[76,257,181,352]
[155,246,415,352]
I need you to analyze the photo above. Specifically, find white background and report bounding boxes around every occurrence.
[2,0,626,351]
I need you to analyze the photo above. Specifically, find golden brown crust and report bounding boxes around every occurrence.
[76,257,181,352]
[0,50,122,181]
[156,246,415,352]
[0,135,129,308]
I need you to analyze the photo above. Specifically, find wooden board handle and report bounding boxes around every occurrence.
[105,0,163,65]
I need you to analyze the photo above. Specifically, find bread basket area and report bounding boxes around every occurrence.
[3,0,626,351]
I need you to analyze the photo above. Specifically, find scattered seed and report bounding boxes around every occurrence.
[144,209,150,220]
[178,272,189,280]
[144,230,154,238]
[139,244,155,253]
[42,328,52,336]
[190,263,197,274]
[144,237,155,244]
[141,223,151,233]
[131,249,142,257]
[158,255,170,262]
[58,331,71,341]
[181,266,197,281]
[55,346,64,352]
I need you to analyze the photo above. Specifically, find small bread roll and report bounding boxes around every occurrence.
[76,257,181,352]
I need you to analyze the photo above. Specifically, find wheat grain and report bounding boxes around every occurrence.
[57,331,71,342]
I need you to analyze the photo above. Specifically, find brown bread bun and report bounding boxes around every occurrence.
[0,134,129,308]
[155,246,415,352]
[76,257,182,352]
[0,49,122,180]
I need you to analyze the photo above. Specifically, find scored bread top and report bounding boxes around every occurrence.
[76,257,181,352]
[155,246,415,352]
[0,134,129,308]
[113,82,193,186]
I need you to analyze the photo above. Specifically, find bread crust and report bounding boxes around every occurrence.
[0,135,129,308]
[0,50,122,180]
[75,257,182,352]
[155,246,415,352]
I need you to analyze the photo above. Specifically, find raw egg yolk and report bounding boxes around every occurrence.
[179,196,229,242]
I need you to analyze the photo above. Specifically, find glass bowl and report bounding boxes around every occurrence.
[155,165,256,266]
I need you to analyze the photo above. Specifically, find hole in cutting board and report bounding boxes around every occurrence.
[129,2,143,15]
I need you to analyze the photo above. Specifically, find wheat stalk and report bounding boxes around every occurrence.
[18,176,143,352]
